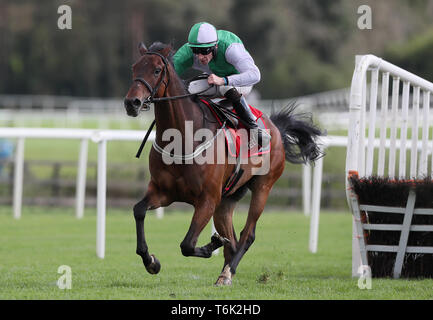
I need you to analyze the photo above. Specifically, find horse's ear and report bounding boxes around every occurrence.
[160,45,173,58]
[138,42,147,56]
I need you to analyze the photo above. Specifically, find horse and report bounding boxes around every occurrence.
[123,41,324,286]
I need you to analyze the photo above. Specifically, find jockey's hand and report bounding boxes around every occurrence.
[207,74,225,86]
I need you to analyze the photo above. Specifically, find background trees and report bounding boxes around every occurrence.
[1,0,433,99]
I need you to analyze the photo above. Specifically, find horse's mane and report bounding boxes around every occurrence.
[148,41,175,64]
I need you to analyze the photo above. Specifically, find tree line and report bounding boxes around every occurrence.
[1,0,433,99]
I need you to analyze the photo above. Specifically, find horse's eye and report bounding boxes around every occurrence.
[154,68,162,76]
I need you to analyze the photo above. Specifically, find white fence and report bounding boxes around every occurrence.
[0,127,347,258]
[345,54,433,276]
[1,90,348,114]
[0,128,155,258]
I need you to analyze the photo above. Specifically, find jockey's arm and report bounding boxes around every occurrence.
[223,43,261,87]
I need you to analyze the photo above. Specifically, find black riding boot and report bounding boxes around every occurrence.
[224,88,271,147]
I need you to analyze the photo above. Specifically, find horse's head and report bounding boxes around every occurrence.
[124,42,173,117]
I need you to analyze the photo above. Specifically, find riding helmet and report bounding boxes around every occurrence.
[187,22,218,48]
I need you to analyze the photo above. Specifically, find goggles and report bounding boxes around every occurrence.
[191,46,214,55]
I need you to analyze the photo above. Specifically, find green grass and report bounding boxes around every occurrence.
[1,206,432,300]
[23,138,151,163]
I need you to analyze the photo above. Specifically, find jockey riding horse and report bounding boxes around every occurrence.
[173,22,271,147]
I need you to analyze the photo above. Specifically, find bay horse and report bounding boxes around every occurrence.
[124,41,324,286]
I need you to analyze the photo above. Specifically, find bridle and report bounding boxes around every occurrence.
[133,51,170,110]
[133,51,213,110]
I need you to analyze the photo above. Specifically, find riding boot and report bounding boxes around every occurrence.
[224,88,271,148]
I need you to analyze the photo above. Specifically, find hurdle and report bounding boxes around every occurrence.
[346,55,433,278]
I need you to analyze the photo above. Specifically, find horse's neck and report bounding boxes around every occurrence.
[154,81,203,140]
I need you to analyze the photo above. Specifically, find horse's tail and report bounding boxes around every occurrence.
[270,102,325,164]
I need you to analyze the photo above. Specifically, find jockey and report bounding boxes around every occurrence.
[173,22,271,147]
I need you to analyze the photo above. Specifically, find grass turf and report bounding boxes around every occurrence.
[0,206,432,300]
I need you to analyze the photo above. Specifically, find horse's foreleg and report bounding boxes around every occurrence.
[134,182,168,275]
[180,198,218,258]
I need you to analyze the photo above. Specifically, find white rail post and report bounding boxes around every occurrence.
[410,87,420,178]
[302,163,312,216]
[365,68,379,177]
[358,70,367,177]
[378,72,390,176]
[388,76,400,179]
[309,147,324,253]
[419,91,430,176]
[75,138,88,219]
[399,81,410,179]
[13,137,25,219]
[96,139,107,259]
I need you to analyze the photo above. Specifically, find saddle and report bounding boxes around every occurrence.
[199,97,239,128]
[198,97,270,157]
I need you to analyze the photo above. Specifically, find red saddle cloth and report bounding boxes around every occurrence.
[200,99,271,158]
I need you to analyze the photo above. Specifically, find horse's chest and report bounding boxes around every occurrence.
[151,165,204,200]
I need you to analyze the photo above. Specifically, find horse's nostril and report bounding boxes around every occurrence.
[133,99,142,107]
[124,98,132,107]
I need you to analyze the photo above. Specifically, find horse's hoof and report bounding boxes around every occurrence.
[214,276,232,286]
[145,254,161,274]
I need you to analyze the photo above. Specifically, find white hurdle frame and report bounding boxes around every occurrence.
[346,55,433,276]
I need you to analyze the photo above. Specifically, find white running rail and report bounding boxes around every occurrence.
[0,127,156,259]
[0,127,346,258]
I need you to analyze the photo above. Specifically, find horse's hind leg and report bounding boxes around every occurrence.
[216,184,272,285]
[213,197,239,286]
